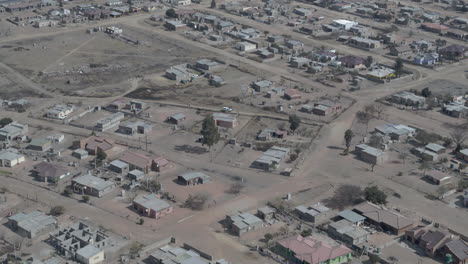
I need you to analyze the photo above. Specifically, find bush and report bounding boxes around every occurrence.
[138,218,144,225]
[82,195,90,203]
[226,182,245,195]
[300,229,312,237]
[184,192,211,210]
[129,242,143,259]
[50,206,65,216]
[289,153,298,161]
[62,188,72,197]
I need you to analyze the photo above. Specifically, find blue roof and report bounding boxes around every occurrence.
[338,209,365,223]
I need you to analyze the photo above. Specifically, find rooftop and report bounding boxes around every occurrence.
[72,174,114,191]
[133,194,171,212]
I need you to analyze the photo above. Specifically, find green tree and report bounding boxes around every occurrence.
[62,187,73,197]
[165,8,176,18]
[50,206,65,216]
[301,229,312,237]
[210,0,216,8]
[364,186,387,204]
[289,115,301,131]
[344,129,354,155]
[394,58,404,77]
[200,116,220,150]
[421,87,432,97]
[0,118,12,128]
[138,218,144,225]
[96,148,107,161]
[82,195,90,203]
[264,233,273,243]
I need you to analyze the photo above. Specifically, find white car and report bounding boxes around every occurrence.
[221,107,233,112]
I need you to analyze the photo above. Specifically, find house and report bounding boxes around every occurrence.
[348,37,381,49]
[441,239,468,264]
[413,53,438,65]
[177,171,210,185]
[128,170,144,181]
[8,211,57,239]
[225,212,263,236]
[339,55,365,69]
[32,162,70,183]
[47,134,65,143]
[267,35,284,43]
[443,102,468,118]
[212,113,238,128]
[337,209,366,225]
[257,128,275,141]
[405,226,452,257]
[374,123,416,141]
[148,244,223,264]
[47,104,74,120]
[425,143,446,154]
[49,221,109,263]
[390,91,426,108]
[367,67,395,81]
[95,112,125,132]
[73,136,115,156]
[253,146,290,170]
[167,113,186,124]
[274,235,353,264]
[332,19,358,30]
[236,41,256,51]
[389,45,413,57]
[209,75,226,87]
[457,149,468,162]
[71,174,115,197]
[0,149,25,167]
[353,202,414,235]
[120,151,169,173]
[328,219,370,246]
[284,89,302,100]
[294,203,332,224]
[28,138,52,152]
[72,149,88,160]
[257,206,276,221]
[133,194,173,219]
[252,80,273,92]
[0,122,28,141]
[312,100,342,116]
[286,40,304,50]
[170,0,191,6]
[118,121,153,135]
[109,160,129,174]
[413,147,439,162]
[421,23,448,33]
[439,44,467,60]
[425,170,453,185]
[164,20,187,31]
[165,64,192,83]
[355,144,387,165]
[293,7,311,16]
[195,59,220,71]
[290,57,311,68]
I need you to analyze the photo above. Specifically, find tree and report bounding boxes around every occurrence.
[147,180,161,193]
[323,184,364,210]
[264,233,273,243]
[450,126,466,153]
[289,115,301,131]
[62,187,72,197]
[364,186,387,204]
[138,218,144,225]
[356,111,372,134]
[364,56,373,68]
[129,242,143,259]
[0,118,12,128]
[200,116,220,150]
[394,58,404,77]
[415,130,440,145]
[421,87,432,98]
[82,195,90,203]
[344,129,354,155]
[50,206,65,216]
[184,192,211,210]
[210,0,216,8]
[301,229,312,237]
[419,160,433,176]
[165,8,176,18]
[369,134,383,148]
[373,103,386,120]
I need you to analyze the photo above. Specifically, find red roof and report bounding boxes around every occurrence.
[278,235,352,264]
[422,23,448,30]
